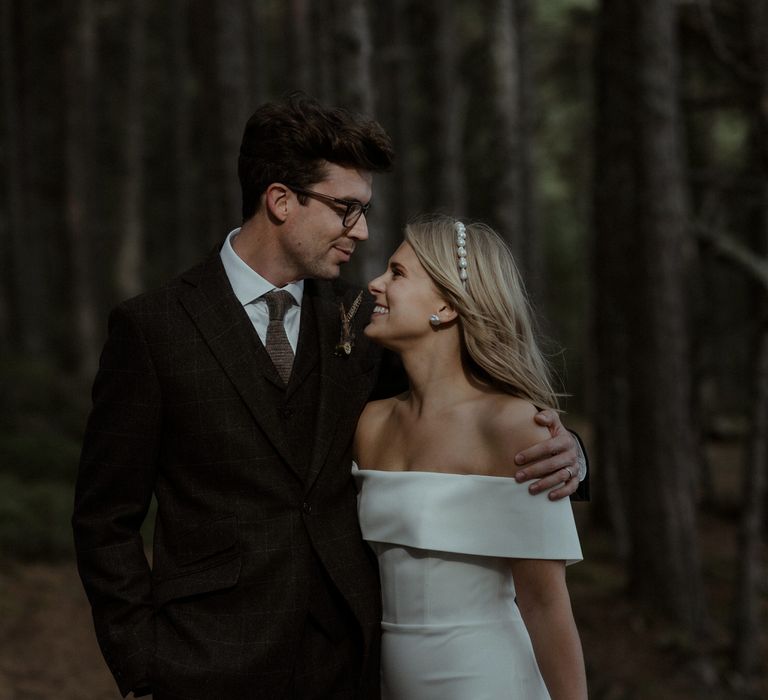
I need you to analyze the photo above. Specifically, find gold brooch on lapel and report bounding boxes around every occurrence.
[335,291,363,356]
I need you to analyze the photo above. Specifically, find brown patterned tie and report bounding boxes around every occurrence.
[262,290,295,383]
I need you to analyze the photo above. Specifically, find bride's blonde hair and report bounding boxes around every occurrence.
[404,214,560,410]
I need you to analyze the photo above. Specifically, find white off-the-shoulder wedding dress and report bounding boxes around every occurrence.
[353,464,582,700]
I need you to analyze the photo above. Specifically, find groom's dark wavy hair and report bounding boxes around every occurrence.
[238,93,394,221]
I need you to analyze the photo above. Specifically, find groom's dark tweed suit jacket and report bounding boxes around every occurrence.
[73,248,389,699]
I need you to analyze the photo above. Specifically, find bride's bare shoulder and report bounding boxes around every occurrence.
[359,395,400,424]
[354,395,404,464]
[480,395,552,474]
[356,395,399,439]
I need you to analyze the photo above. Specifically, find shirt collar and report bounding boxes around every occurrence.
[220,228,304,307]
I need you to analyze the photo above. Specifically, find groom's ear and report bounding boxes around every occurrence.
[265,184,290,223]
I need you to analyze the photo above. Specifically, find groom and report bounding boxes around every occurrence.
[73,94,584,699]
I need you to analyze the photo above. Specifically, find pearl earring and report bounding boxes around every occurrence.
[429,314,441,327]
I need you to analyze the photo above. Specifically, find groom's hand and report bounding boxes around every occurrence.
[514,409,580,500]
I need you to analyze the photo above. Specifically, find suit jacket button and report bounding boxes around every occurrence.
[302,502,312,514]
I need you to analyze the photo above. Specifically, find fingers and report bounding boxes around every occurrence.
[516,465,578,498]
[544,473,580,501]
[514,433,573,469]
[533,408,564,434]
[533,408,556,427]
[515,451,575,484]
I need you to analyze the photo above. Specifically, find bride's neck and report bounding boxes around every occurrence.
[399,343,478,417]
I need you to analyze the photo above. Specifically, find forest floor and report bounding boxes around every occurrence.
[0,439,765,699]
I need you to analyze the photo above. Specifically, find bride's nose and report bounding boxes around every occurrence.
[368,272,386,295]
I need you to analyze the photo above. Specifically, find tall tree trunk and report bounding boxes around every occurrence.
[116,0,147,299]
[65,0,99,378]
[2,0,46,354]
[171,0,196,268]
[0,0,21,352]
[288,0,313,93]
[310,1,334,104]
[591,0,636,556]
[215,0,250,226]
[363,0,410,283]
[427,0,466,215]
[734,314,768,674]
[332,0,380,286]
[333,0,373,115]
[625,0,705,632]
[245,0,267,105]
[489,0,525,258]
[733,0,768,675]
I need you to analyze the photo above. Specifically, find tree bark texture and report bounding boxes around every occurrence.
[2,0,48,354]
[734,315,768,675]
[624,0,705,632]
[116,0,148,300]
[288,0,313,94]
[594,0,706,633]
[215,0,250,225]
[171,0,196,268]
[65,0,99,377]
[1,0,20,351]
[488,0,538,290]
[733,0,768,675]
[333,0,374,115]
[591,0,636,557]
[427,0,466,216]
[489,0,524,258]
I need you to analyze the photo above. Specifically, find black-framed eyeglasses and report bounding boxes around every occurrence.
[287,185,370,229]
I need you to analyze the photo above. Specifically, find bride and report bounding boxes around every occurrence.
[353,215,587,699]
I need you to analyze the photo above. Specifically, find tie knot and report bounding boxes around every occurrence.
[263,290,295,322]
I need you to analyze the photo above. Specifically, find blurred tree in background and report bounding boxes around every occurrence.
[0,0,766,697]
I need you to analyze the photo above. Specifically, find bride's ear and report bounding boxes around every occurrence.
[436,302,458,324]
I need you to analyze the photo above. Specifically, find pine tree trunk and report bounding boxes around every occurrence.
[1,0,21,352]
[215,0,250,225]
[733,0,768,675]
[592,0,636,558]
[334,0,373,115]
[332,0,380,286]
[624,0,705,632]
[116,0,147,299]
[428,0,466,215]
[489,0,524,256]
[65,0,99,378]
[734,314,768,674]
[363,0,410,282]
[288,0,313,93]
[171,0,196,268]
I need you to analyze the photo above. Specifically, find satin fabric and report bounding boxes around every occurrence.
[354,465,582,700]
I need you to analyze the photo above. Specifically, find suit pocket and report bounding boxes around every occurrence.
[172,513,239,567]
[153,513,241,607]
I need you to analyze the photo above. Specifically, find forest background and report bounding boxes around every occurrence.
[1,0,767,698]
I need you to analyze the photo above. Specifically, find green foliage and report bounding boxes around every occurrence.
[0,474,74,561]
[0,354,88,561]
[0,430,81,483]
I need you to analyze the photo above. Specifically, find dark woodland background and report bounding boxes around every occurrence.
[1,0,767,698]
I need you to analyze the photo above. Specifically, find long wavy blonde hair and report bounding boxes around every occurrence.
[404,215,560,410]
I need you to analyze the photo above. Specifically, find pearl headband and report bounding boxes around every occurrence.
[455,221,468,284]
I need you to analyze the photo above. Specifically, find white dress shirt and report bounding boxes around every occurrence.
[219,228,304,352]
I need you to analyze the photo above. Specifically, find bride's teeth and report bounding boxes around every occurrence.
[374,305,389,314]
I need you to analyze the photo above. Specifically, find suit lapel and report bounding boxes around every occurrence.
[303,281,369,492]
[177,251,300,478]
